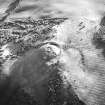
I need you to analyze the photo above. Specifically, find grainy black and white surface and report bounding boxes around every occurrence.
[0,0,105,105]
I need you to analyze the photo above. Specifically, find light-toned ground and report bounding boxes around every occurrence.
[0,0,105,20]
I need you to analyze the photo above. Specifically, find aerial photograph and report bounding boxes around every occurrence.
[0,0,105,105]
